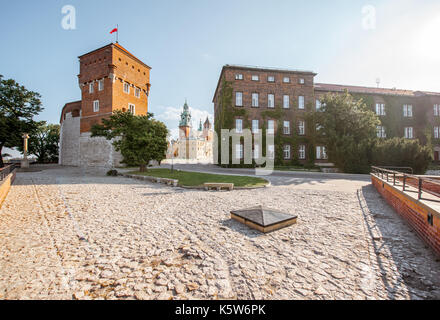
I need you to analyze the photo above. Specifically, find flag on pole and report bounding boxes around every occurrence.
[110,25,119,43]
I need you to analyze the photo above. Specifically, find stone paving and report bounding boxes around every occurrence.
[0,166,439,300]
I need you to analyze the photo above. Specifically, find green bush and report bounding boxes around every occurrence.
[106,169,118,176]
[371,137,432,174]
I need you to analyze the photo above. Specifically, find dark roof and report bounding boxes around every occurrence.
[60,100,81,124]
[314,83,416,97]
[78,43,151,69]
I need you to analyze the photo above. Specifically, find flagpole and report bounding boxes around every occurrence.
[116,24,119,43]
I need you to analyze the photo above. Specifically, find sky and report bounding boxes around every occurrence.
[1,0,440,155]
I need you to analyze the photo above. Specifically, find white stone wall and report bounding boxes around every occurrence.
[59,112,80,166]
[79,132,123,168]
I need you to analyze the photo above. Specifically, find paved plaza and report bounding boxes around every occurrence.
[0,166,439,300]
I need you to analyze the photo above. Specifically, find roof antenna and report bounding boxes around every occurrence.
[376,78,380,88]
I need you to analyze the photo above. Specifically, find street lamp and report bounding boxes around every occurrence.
[171,140,174,173]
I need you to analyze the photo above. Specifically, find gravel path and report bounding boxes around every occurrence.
[0,166,439,300]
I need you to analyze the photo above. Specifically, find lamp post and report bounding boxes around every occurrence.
[171,140,174,173]
[21,133,30,169]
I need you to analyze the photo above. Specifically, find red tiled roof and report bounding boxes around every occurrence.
[314,83,416,97]
[78,43,151,69]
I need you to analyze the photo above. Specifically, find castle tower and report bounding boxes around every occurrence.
[59,42,151,168]
[179,101,192,139]
[78,42,151,132]
[203,116,213,141]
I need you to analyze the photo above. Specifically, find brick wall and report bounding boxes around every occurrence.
[0,169,16,209]
[213,66,317,164]
[78,43,151,133]
[372,175,440,256]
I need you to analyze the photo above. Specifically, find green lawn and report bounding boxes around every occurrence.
[128,168,269,188]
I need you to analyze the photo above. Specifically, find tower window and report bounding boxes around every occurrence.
[135,88,141,98]
[89,83,94,94]
[124,82,130,94]
[98,79,104,91]
[129,104,135,115]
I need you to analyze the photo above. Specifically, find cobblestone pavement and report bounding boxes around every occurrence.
[0,166,439,300]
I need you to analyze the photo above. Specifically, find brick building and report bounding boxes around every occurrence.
[213,65,440,166]
[59,43,151,167]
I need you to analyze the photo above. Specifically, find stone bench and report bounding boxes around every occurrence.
[204,183,234,191]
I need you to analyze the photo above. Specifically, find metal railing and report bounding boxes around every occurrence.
[371,166,440,200]
[0,164,16,182]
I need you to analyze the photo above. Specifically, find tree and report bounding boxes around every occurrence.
[314,91,380,173]
[91,111,168,172]
[18,122,60,163]
[372,137,432,174]
[0,75,43,167]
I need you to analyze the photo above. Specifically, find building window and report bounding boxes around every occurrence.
[236,92,243,107]
[128,104,135,115]
[93,100,99,112]
[298,120,305,135]
[124,82,130,94]
[252,93,259,107]
[235,119,243,133]
[283,95,290,109]
[403,104,413,117]
[376,103,385,116]
[404,127,414,139]
[299,145,306,159]
[251,75,259,81]
[98,79,104,91]
[135,87,141,98]
[252,120,259,134]
[267,120,275,135]
[377,126,386,138]
[434,126,440,139]
[253,144,260,159]
[235,74,243,80]
[283,121,290,135]
[298,96,305,109]
[299,78,305,84]
[434,105,439,116]
[283,145,291,159]
[283,77,290,83]
[89,83,94,94]
[316,99,322,111]
[316,146,328,160]
[267,145,275,159]
[235,144,243,159]
[268,94,275,108]
[268,76,275,82]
